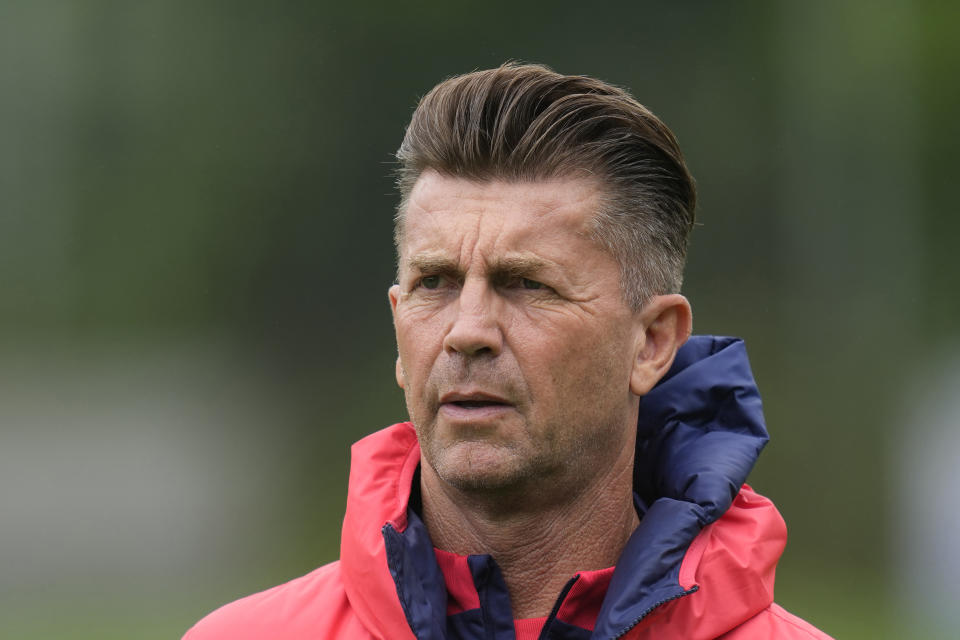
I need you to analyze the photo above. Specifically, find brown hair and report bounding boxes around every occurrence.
[395,62,696,308]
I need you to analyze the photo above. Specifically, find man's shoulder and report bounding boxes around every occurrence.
[182,561,367,639]
[725,603,834,639]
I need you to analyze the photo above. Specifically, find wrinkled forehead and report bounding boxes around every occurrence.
[395,170,605,261]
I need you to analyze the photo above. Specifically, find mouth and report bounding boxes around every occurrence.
[447,400,504,409]
[438,391,513,419]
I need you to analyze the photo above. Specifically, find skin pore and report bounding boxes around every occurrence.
[389,170,691,619]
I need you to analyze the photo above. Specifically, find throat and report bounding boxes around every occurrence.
[418,435,641,619]
[422,484,639,620]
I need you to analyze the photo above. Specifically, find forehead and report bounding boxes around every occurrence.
[398,171,603,261]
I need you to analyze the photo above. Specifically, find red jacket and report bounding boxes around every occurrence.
[184,423,828,639]
[184,337,832,639]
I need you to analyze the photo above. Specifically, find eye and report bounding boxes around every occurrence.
[419,275,442,289]
[521,278,544,290]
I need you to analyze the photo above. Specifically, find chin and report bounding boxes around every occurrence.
[429,441,532,493]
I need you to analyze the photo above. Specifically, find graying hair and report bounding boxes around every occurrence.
[394,62,696,309]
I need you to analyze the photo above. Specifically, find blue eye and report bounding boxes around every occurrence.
[521,278,544,290]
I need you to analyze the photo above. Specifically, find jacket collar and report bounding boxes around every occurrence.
[595,335,770,637]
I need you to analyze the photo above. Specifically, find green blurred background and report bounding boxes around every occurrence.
[2,1,958,638]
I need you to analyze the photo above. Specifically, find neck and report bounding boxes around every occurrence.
[420,446,639,620]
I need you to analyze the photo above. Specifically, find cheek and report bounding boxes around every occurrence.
[521,321,631,401]
[395,313,442,384]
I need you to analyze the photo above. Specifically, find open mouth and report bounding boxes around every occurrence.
[439,392,513,419]
[440,401,511,420]
[448,400,505,409]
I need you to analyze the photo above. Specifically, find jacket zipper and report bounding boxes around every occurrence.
[608,586,699,639]
[535,576,580,640]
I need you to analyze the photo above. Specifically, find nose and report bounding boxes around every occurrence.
[442,278,503,357]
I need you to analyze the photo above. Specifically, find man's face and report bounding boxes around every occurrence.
[389,170,645,496]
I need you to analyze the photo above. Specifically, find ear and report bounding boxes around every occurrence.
[395,355,405,390]
[630,294,692,397]
[389,283,401,315]
[388,284,405,389]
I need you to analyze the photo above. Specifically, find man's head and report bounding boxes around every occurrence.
[395,62,696,309]
[389,63,694,504]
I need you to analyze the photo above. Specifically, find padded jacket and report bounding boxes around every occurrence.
[184,336,832,639]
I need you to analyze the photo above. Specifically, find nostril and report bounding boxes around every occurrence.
[443,332,500,357]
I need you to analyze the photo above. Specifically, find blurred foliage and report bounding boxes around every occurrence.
[1,1,957,638]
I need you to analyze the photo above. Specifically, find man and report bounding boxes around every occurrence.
[185,63,831,639]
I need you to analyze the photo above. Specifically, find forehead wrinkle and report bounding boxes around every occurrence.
[460,209,488,274]
[401,176,604,280]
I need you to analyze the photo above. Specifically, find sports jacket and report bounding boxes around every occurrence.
[184,336,832,639]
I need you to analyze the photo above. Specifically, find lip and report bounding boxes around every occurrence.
[438,390,514,421]
[439,390,512,405]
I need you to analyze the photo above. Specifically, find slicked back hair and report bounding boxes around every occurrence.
[394,62,696,309]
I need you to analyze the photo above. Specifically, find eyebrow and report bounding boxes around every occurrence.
[405,252,552,277]
[492,254,550,276]
[406,253,460,275]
